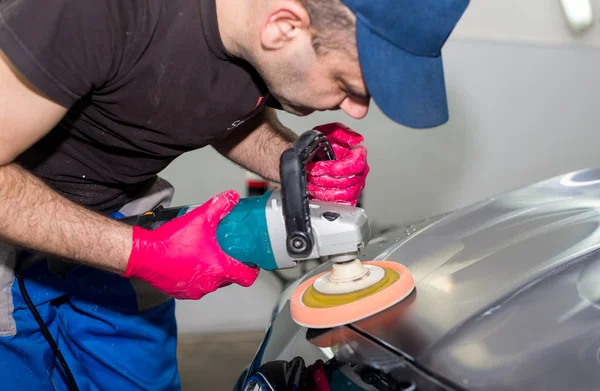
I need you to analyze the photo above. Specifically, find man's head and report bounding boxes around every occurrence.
[235,0,368,120]
[224,0,470,128]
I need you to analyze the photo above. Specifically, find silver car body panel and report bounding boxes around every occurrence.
[241,168,600,390]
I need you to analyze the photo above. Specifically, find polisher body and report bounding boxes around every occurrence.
[119,190,372,271]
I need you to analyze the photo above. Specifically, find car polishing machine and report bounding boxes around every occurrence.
[122,129,415,329]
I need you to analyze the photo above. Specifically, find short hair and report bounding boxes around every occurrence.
[299,0,356,55]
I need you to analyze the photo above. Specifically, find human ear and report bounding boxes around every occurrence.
[260,1,310,50]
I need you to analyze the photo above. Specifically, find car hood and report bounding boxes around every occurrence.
[342,168,600,390]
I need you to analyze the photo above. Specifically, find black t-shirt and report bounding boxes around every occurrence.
[0,0,274,213]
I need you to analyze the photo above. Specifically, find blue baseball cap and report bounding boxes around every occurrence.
[340,0,470,128]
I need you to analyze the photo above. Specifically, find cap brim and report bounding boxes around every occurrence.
[356,21,449,129]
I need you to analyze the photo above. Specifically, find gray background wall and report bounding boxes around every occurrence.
[159,0,600,334]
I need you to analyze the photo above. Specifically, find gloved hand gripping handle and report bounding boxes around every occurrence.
[119,129,335,268]
[280,130,335,258]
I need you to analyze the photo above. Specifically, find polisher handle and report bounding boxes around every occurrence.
[279,129,335,258]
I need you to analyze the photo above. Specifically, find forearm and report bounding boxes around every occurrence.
[0,50,131,275]
[0,163,132,274]
[212,108,298,182]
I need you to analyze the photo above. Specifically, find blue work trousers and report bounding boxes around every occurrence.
[0,257,181,391]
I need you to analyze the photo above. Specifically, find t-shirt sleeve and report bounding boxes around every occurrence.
[0,0,117,108]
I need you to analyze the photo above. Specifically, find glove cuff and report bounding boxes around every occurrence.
[123,226,154,278]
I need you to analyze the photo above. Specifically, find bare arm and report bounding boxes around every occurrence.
[212,108,298,183]
[0,51,131,274]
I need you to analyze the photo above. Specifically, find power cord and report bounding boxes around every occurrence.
[14,263,79,391]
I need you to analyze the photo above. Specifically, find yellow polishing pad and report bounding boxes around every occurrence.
[290,261,415,329]
[301,267,400,308]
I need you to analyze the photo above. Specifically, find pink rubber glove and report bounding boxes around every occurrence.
[306,122,369,206]
[123,190,260,300]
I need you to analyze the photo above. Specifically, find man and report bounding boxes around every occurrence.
[0,0,469,389]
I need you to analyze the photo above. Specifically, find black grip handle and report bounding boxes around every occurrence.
[280,129,335,258]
